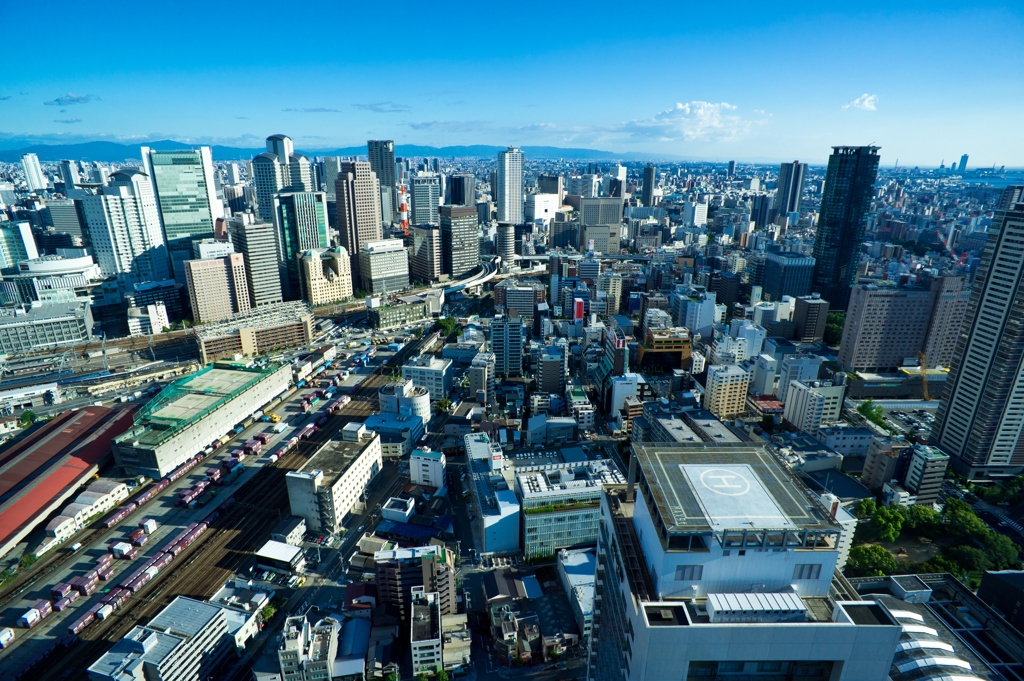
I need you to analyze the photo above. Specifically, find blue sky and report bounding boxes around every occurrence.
[2,0,1022,165]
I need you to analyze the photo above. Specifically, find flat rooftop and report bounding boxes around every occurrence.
[412,599,440,642]
[297,435,378,484]
[145,368,262,424]
[633,443,840,535]
[192,300,312,340]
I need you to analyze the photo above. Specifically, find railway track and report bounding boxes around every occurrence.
[23,336,433,680]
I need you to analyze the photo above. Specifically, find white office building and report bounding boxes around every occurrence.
[589,443,903,681]
[401,355,452,403]
[783,380,846,436]
[496,147,524,224]
[411,448,446,488]
[465,433,520,555]
[358,239,409,294]
[777,354,825,403]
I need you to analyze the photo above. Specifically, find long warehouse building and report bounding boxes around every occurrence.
[0,406,136,559]
[112,362,290,478]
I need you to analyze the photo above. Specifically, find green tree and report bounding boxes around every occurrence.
[435,398,452,414]
[943,545,990,572]
[942,499,989,540]
[856,400,888,429]
[437,671,450,681]
[898,504,941,537]
[986,532,1021,570]
[847,545,898,576]
[853,498,877,520]
[916,555,968,580]
[870,505,904,543]
[19,553,37,569]
[385,674,399,681]
[260,603,278,622]
[435,316,458,338]
[19,410,37,427]
[823,311,846,346]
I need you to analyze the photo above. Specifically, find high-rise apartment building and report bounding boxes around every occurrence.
[21,153,46,192]
[298,247,352,305]
[367,140,397,222]
[903,445,949,506]
[537,344,568,395]
[448,173,475,206]
[142,146,222,280]
[411,225,442,283]
[358,239,408,294]
[793,294,829,343]
[469,351,496,404]
[933,186,1024,478]
[777,354,823,403]
[336,161,382,285]
[490,312,523,376]
[782,380,845,435]
[45,198,85,240]
[496,147,524,224]
[597,271,623,316]
[274,192,328,300]
[184,253,251,324]
[228,218,284,308]
[641,164,656,207]
[410,174,441,226]
[80,169,170,286]
[774,160,807,219]
[704,364,750,420]
[762,251,815,301]
[811,146,880,310]
[440,205,479,279]
[374,545,458,619]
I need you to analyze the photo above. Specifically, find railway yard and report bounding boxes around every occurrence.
[0,328,434,680]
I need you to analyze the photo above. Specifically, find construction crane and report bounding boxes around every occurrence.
[918,351,930,401]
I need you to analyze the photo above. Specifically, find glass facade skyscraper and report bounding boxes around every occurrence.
[810,146,880,310]
[274,191,328,300]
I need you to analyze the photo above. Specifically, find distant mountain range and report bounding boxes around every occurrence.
[0,139,661,163]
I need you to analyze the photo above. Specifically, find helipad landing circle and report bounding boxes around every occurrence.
[699,468,751,496]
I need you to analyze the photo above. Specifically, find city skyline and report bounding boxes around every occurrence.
[1,2,1021,166]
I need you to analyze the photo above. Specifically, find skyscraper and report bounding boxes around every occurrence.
[641,164,656,207]
[774,160,807,219]
[440,205,479,279]
[490,312,524,376]
[367,140,397,222]
[251,134,313,223]
[273,192,329,300]
[727,159,737,175]
[959,153,969,174]
[411,224,442,283]
[933,186,1024,479]
[336,161,382,286]
[80,169,170,286]
[496,147,524,224]
[448,173,475,206]
[410,174,441,226]
[810,146,880,310]
[141,146,222,281]
[228,218,284,308]
[20,153,46,192]
[58,160,80,189]
[184,253,251,323]
[495,222,515,266]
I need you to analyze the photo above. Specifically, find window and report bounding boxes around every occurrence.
[793,563,821,580]
[675,565,703,581]
[758,662,783,673]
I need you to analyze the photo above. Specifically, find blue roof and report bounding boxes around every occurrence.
[412,448,443,460]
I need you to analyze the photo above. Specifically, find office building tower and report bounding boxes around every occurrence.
[774,160,807,218]
[358,239,409,294]
[959,154,969,174]
[683,200,708,227]
[922,275,971,368]
[368,140,397,221]
[298,246,352,305]
[496,147,524,224]
[763,252,816,301]
[727,159,737,175]
[491,312,524,376]
[21,153,46,191]
[410,174,441,226]
[707,271,740,309]
[536,173,564,202]
[550,220,580,250]
[494,278,545,322]
[860,436,912,491]
[705,364,750,420]
[579,197,623,227]
[58,160,80,189]
[838,284,937,373]
[495,222,515,266]
[320,156,342,198]
[402,355,453,403]
[80,169,170,286]
[226,162,241,185]
[811,146,881,310]
[228,219,284,307]
[336,161,383,286]
[583,224,620,254]
[411,224,442,282]
[45,199,85,241]
[537,343,568,395]
[448,173,475,207]
[777,354,824,403]
[191,238,233,260]
[252,134,313,222]
[273,192,329,300]
[184,253,251,323]
[641,164,656,207]
[0,222,39,270]
[440,205,479,279]
[793,294,829,343]
[933,186,1024,478]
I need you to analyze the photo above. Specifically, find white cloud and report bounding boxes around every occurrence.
[614,101,753,142]
[843,93,878,111]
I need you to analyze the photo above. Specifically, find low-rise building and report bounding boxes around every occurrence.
[402,355,452,403]
[285,425,383,534]
[0,300,93,353]
[256,539,306,574]
[271,516,306,546]
[209,578,273,654]
[411,588,444,677]
[566,386,595,431]
[378,379,431,422]
[191,301,314,364]
[367,300,429,329]
[411,448,446,488]
[557,548,596,641]
[362,413,424,457]
[465,433,521,555]
[516,460,624,560]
